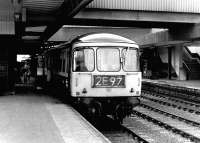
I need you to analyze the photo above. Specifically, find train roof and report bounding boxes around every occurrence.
[72,33,137,44]
[43,33,138,54]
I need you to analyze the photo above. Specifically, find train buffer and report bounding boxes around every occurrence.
[0,93,110,143]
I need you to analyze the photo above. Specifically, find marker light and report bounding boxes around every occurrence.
[130,88,134,93]
[82,88,87,94]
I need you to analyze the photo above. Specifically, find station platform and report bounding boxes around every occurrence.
[143,79,200,90]
[0,92,110,143]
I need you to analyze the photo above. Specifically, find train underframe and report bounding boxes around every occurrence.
[73,96,140,123]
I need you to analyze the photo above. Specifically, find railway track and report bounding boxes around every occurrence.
[142,81,200,103]
[81,89,200,143]
[142,90,200,115]
[86,103,199,143]
[122,89,200,143]
[87,116,150,143]
[93,108,198,143]
[77,82,200,142]
[141,90,200,125]
[129,107,200,142]
[123,115,193,143]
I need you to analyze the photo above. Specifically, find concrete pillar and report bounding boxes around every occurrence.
[0,38,9,91]
[173,44,187,80]
[8,37,17,92]
[168,47,172,79]
[0,37,17,92]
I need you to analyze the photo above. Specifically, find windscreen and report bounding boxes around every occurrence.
[73,48,94,72]
[122,48,139,71]
[97,48,120,71]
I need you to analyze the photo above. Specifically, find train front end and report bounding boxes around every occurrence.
[70,33,141,121]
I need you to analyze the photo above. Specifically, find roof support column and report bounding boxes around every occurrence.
[167,46,172,79]
[175,45,187,80]
[169,44,187,80]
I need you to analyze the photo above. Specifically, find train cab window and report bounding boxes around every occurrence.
[97,48,120,71]
[122,48,139,71]
[73,48,94,72]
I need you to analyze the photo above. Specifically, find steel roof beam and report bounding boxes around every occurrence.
[23,31,43,36]
[40,0,94,41]
[68,18,192,29]
[74,9,199,28]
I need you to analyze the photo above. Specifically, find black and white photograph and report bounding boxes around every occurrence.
[0,0,200,142]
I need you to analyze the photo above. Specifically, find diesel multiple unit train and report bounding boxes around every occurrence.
[41,33,141,121]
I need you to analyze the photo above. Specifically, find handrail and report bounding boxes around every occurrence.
[184,46,200,64]
[182,60,191,73]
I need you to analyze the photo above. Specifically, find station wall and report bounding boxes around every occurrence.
[0,37,16,92]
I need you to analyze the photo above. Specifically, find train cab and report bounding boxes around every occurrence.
[71,33,141,98]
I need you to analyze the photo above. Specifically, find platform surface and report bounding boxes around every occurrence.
[0,93,110,143]
[143,79,200,90]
